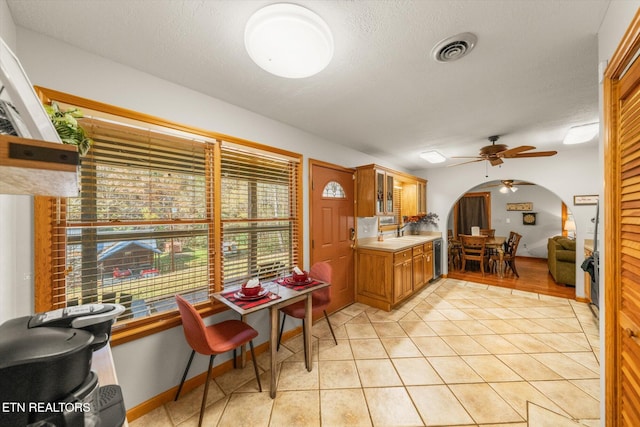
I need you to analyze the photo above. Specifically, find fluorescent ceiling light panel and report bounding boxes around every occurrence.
[563,123,599,145]
[419,150,446,163]
[244,4,334,79]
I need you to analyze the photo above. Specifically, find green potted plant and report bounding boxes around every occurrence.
[44,101,93,155]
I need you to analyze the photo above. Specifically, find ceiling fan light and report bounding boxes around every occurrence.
[511,186,518,192]
[563,123,599,145]
[244,3,334,79]
[420,150,446,163]
[499,186,509,194]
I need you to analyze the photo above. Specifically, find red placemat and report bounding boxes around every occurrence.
[222,289,281,309]
[276,277,322,291]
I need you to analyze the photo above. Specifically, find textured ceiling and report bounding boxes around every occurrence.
[6,0,610,170]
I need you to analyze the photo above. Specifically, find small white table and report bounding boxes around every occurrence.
[213,280,329,398]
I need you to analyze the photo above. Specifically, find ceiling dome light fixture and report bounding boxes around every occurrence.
[563,122,599,145]
[244,3,334,78]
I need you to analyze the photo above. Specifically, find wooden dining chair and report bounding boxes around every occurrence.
[490,232,522,277]
[480,228,495,238]
[504,232,523,277]
[277,262,337,359]
[460,235,489,276]
[174,294,261,427]
[448,229,462,270]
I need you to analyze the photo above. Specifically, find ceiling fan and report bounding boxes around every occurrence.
[482,179,534,193]
[450,135,557,167]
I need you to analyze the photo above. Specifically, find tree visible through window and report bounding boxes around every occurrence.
[34,90,302,337]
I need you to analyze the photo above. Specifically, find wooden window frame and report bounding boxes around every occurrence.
[33,87,303,345]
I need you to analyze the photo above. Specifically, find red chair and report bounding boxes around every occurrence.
[277,262,337,358]
[174,294,261,427]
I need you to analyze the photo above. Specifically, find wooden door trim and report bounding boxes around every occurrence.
[453,191,492,237]
[308,158,355,264]
[604,9,640,427]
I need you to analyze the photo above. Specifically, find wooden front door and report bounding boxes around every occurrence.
[604,10,640,426]
[310,160,355,313]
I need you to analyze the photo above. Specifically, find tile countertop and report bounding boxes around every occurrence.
[357,233,442,252]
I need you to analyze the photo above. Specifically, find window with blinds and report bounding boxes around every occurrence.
[36,91,303,332]
[220,143,300,285]
[52,117,214,321]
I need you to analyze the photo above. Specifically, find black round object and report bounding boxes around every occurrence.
[0,316,94,426]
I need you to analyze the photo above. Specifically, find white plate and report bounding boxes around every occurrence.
[235,287,268,300]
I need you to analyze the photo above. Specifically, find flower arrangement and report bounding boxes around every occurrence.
[403,212,439,225]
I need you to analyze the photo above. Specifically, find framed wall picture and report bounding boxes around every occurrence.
[522,212,537,225]
[573,195,598,206]
[506,202,533,211]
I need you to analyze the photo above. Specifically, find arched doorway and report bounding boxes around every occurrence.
[446,179,576,299]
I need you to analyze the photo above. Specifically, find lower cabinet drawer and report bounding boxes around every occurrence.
[394,249,412,263]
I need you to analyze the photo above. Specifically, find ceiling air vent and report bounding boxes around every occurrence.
[431,32,477,63]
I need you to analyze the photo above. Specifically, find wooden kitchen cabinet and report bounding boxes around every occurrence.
[394,249,413,304]
[412,245,425,290]
[417,180,427,215]
[356,238,438,311]
[355,248,393,306]
[423,242,434,283]
[356,164,427,220]
[355,165,395,217]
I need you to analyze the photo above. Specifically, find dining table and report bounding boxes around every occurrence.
[212,278,329,398]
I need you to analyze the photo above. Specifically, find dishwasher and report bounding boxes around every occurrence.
[432,238,442,280]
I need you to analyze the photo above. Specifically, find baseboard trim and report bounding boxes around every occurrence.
[125,326,303,422]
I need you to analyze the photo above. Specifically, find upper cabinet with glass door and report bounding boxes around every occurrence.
[356,165,396,218]
[356,164,427,221]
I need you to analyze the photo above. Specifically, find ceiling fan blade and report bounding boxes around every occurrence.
[451,156,484,159]
[513,181,535,185]
[500,145,536,158]
[448,159,485,167]
[490,158,504,166]
[512,150,558,158]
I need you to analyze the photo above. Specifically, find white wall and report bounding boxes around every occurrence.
[420,146,600,299]
[459,183,566,259]
[5,27,407,410]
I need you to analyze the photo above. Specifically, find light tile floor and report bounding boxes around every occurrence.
[130,278,601,427]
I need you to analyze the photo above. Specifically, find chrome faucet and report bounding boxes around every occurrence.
[397,223,408,237]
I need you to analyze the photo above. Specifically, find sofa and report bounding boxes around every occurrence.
[547,236,576,286]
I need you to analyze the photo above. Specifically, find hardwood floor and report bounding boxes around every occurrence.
[446,255,576,299]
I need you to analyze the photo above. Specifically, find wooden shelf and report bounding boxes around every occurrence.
[0,134,79,197]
